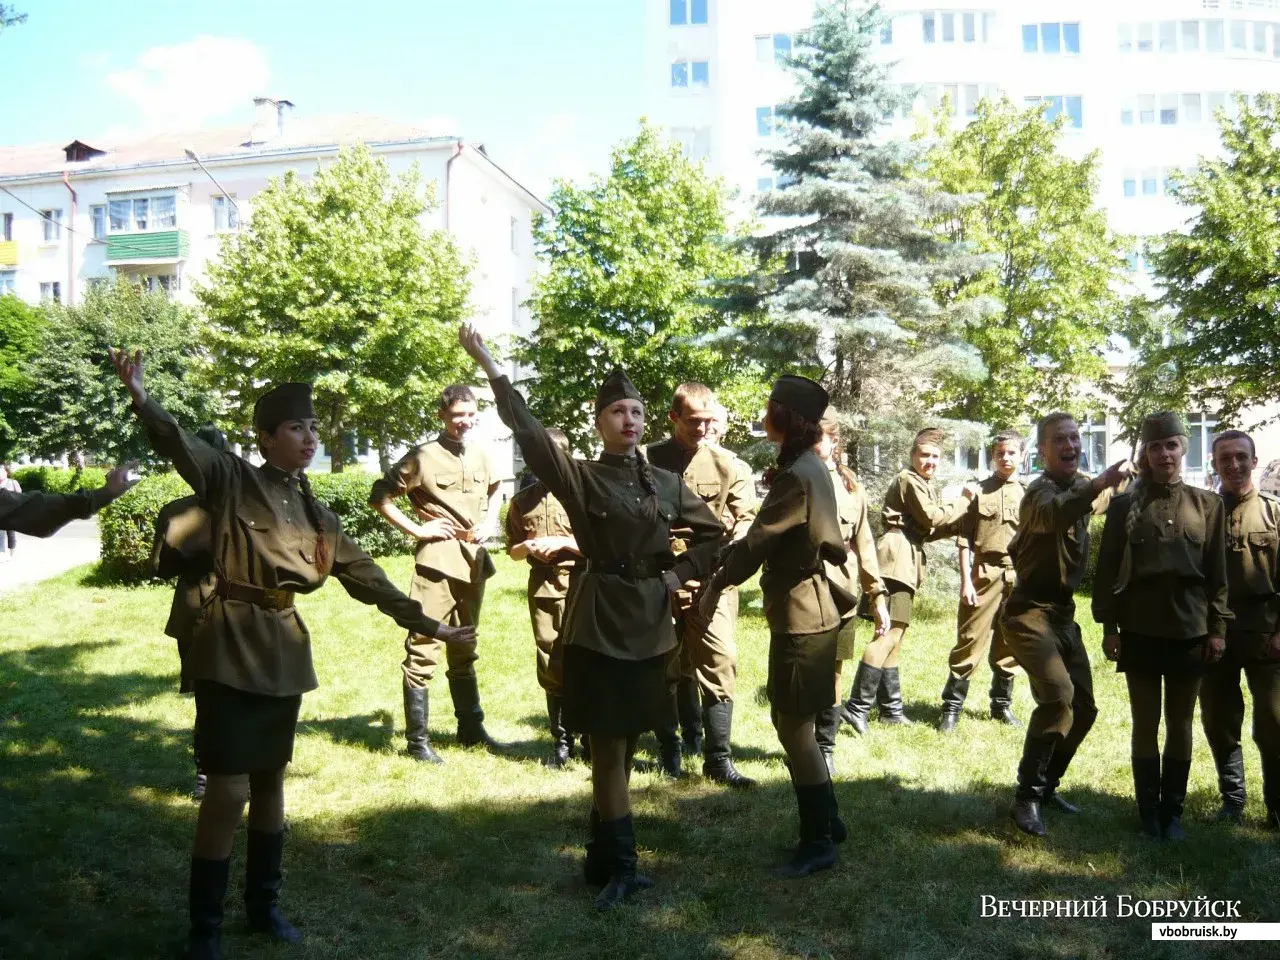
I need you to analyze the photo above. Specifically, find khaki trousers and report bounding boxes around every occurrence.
[402,568,482,688]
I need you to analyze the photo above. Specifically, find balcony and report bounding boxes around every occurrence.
[105,230,189,264]
[0,240,17,267]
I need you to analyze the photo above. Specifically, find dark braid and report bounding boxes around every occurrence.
[297,471,332,574]
[632,447,661,522]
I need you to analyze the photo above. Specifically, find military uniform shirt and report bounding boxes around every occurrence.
[957,475,1026,567]
[876,468,968,590]
[1222,488,1280,634]
[505,481,578,599]
[825,464,886,608]
[1009,471,1098,604]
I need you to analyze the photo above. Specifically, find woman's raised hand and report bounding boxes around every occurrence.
[108,348,148,406]
[458,323,501,380]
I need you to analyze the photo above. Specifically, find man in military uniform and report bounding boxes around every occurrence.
[0,462,137,535]
[370,384,503,763]
[938,431,1026,732]
[647,382,756,786]
[506,427,583,767]
[1201,429,1280,827]
[1004,412,1129,836]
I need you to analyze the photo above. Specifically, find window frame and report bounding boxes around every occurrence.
[211,195,239,233]
[1,212,11,242]
[41,208,63,243]
[691,59,710,85]
[104,191,178,235]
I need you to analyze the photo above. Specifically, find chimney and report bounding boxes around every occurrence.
[248,97,294,144]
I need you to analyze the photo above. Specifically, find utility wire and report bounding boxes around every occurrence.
[0,184,106,245]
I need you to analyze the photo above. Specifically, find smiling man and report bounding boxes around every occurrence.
[1002,412,1129,837]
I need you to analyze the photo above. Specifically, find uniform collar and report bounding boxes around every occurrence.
[1145,478,1182,498]
[260,462,300,488]
[438,434,466,455]
[599,451,636,468]
[1224,486,1256,511]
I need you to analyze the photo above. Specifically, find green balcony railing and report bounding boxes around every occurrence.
[105,230,189,263]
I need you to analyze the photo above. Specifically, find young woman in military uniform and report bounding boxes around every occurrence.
[109,349,476,960]
[840,428,971,733]
[699,377,849,877]
[813,408,889,773]
[1094,411,1229,841]
[459,324,724,911]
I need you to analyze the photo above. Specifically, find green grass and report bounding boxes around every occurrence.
[2,554,1277,959]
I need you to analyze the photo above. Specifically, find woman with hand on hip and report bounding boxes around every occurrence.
[108,349,475,959]
[458,324,724,910]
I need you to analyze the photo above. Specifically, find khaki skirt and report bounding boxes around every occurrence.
[193,680,302,774]
[768,627,840,715]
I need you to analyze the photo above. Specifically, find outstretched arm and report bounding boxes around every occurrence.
[0,464,138,538]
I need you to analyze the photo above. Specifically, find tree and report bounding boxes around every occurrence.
[920,97,1133,427]
[16,278,217,464]
[518,120,766,453]
[753,0,988,472]
[197,144,472,471]
[0,5,26,34]
[0,294,43,460]
[1145,92,1280,427]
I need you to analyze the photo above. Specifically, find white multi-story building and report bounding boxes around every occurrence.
[645,0,1280,483]
[0,99,549,479]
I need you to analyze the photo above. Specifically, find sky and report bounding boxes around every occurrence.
[0,0,648,196]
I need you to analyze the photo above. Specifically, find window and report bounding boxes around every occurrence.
[880,21,892,45]
[1065,96,1083,128]
[756,105,776,137]
[1023,24,1038,52]
[1185,412,1219,472]
[510,216,518,253]
[212,196,238,232]
[2,212,11,241]
[90,204,106,239]
[1206,20,1225,51]
[1137,22,1154,51]
[1161,94,1179,124]
[669,0,705,26]
[691,60,709,85]
[109,199,130,232]
[153,195,176,229]
[1042,22,1061,53]
[755,34,790,64]
[773,34,791,62]
[756,176,774,192]
[1163,170,1178,196]
[1208,91,1227,115]
[1123,177,1137,197]
[690,0,706,25]
[0,271,14,295]
[1231,20,1247,51]
[923,13,935,43]
[755,34,770,60]
[1274,23,1280,57]
[1080,420,1108,474]
[963,84,979,117]
[1029,95,1081,128]
[671,61,688,87]
[144,273,179,295]
[105,194,175,233]
[1119,23,1133,52]
[1063,22,1080,53]
[1142,169,1158,196]
[41,209,62,242]
[133,198,149,231]
[1159,21,1177,52]
[941,12,955,42]
[1254,21,1268,53]
[1182,20,1200,51]
[1139,94,1156,124]
[511,286,521,328]
[1121,103,1134,125]
[39,281,60,302]
[963,12,975,43]
[1183,93,1203,123]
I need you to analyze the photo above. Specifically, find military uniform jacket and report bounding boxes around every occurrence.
[134,397,444,697]
[1008,471,1098,607]
[1093,480,1231,639]
[718,449,848,636]
[151,495,218,648]
[646,438,756,571]
[1221,488,1280,634]
[956,475,1025,571]
[505,481,578,600]
[876,468,968,590]
[0,486,112,538]
[825,464,886,617]
[370,436,497,584]
[493,376,724,661]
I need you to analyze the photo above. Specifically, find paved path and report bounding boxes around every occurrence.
[0,519,101,595]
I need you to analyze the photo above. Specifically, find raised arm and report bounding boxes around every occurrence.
[714,469,806,589]
[1023,462,1130,535]
[904,473,971,539]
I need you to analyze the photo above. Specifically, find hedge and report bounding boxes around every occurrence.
[11,466,107,495]
[97,469,419,584]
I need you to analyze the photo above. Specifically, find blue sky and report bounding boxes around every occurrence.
[0,0,647,196]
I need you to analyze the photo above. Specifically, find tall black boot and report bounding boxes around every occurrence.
[193,719,207,801]
[1208,745,1246,823]
[989,674,1022,727]
[1159,757,1192,842]
[701,700,755,788]
[877,667,913,725]
[583,807,607,886]
[839,663,882,736]
[1042,736,1082,815]
[188,856,229,960]
[594,814,654,911]
[654,689,684,779]
[776,781,838,877]
[245,829,302,943]
[403,683,442,764]
[814,705,839,777]
[1010,734,1056,836]
[546,694,571,769]
[1132,755,1162,838]
[938,675,969,733]
[449,675,505,750]
[677,677,703,756]
[1261,752,1280,829]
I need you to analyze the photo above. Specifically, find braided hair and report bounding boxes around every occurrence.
[296,471,332,574]
[632,446,661,522]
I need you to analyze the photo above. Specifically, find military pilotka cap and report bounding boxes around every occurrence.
[1141,411,1187,444]
[595,368,644,416]
[254,383,315,433]
[770,375,829,423]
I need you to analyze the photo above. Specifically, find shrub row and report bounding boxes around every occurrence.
[11,466,108,494]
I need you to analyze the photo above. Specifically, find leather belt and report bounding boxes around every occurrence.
[978,551,1013,567]
[585,555,670,579]
[215,577,296,611]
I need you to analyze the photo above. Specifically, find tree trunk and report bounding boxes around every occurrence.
[328,419,346,474]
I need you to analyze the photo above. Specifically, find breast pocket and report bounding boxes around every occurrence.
[235,504,274,534]
[696,481,720,503]
[1248,530,1278,551]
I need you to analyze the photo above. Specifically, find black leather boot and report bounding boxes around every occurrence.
[938,675,969,733]
[546,694,571,769]
[1042,736,1082,815]
[188,856,229,960]
[1262,752,1280,829]
[877,667,913,725]
[827,777,847,845]
[701,700,755,787]
[839,663,881,735]
[1160,757,1192,842]
[1132,755,1162,838]
[1010,735,1056,836]
[776,781,838,877]
[815,704,839,777]
[449,675,505,750]
[653,689,684,778]
[677,677,703,756]
[594,814,654,910]
[192,720,207,801]
[245,829,302,943]
[989,674,1022,727]
[403,684,442,764]
[583,807,607,886]
[1209,744,1246,823]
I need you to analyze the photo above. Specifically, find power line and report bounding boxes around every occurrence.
[0,184,106,246]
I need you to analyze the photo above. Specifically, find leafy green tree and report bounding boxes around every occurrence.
[17,278,216,463]
[920,97,1133,427]
[517,120,767,453]
[197,144,472,471]
[0,5,26,33]
[1146,92,1280,426]
[754,0,988,471]
[0,294,43,460]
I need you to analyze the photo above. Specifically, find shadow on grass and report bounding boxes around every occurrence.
[5,637,1280,960]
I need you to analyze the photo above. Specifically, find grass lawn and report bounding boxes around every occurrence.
[2,553,1277,960]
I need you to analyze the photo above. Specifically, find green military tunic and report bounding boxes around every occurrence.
[876,468,968,593]
[646,437,756,701]
[0,486,115,538]
[151,495,218,693]
[370,435,497,687]
[824,464,885,661]
[133,397,444,697]
[1222,489,1280,637]
[505,480,578,695]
